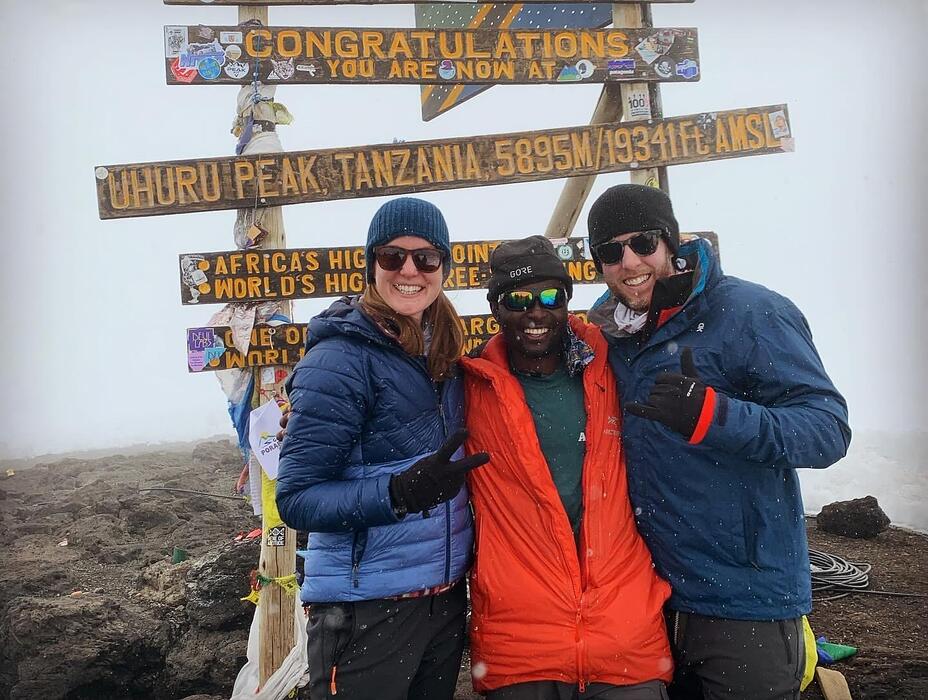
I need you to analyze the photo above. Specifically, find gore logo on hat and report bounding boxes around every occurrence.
[509,265,533,278]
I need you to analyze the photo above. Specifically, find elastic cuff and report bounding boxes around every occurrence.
[689,387,717,444]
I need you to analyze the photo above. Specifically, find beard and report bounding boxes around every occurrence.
[607,252,676,313]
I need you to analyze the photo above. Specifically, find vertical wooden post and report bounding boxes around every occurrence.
[544,3,667,239]
[617,3,667,192]
[238,3,298,688]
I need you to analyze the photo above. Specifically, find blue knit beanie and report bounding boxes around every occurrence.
[365,197,452,281]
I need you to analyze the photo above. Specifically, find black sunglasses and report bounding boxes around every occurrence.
[593,229,663,265]
[374,246,444,273]
[498,287,567,312]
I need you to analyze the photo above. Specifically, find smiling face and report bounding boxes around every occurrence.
[372,235,444,323]
[493,279,569,375]
[600,231,675,313]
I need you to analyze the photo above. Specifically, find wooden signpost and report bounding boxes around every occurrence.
[96,105,792,219]
[165,0,694,5]
[164,25,700,86]
[102,0,791,690]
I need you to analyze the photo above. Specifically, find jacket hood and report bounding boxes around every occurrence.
[589,236,721,339]
[305,296,397,352]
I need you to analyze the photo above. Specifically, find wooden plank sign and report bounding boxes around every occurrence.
[96,106,792,220]
[163,26,700,86]
[165,1,693,5]
[179,238,593,304]
[187,312,591,373]
[178,232,717,304]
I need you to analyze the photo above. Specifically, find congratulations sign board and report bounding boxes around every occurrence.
[163,26,700,86]
[96,105,792,219]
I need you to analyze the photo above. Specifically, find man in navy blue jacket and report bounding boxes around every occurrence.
[587,184,851,700]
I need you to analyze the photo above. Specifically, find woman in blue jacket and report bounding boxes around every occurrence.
[276,197,488,700]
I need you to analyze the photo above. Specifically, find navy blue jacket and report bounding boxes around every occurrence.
[275,298,473,603]
[591,239,851,620]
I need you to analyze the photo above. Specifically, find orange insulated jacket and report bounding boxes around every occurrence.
[461,317,673,693]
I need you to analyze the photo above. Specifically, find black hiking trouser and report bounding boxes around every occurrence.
[664,610,805,700]
[305,582,466,700]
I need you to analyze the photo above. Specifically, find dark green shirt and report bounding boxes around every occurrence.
[515,367,588,543]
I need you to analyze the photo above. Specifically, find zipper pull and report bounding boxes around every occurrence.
[578,679,586,693]
[352,562,360,588]
[330,665,338,695]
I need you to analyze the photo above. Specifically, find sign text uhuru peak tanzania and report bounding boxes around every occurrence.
[96,106,792,219]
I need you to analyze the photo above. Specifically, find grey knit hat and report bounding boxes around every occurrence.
[365,197,452,280]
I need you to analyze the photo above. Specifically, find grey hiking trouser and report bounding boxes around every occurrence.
[665,611,804,700]
[305,582,466,700]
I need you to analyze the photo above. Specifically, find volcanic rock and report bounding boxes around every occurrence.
[817,495,891,539]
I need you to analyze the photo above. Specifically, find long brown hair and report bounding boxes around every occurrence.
[360,284,464,381]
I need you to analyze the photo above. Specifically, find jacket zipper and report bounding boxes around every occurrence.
[436,378,452,580]
[351,531,365,588]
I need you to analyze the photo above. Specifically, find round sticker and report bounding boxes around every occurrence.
[557,245,574,261]
[438,60,456,80]
[94,166,109,180]
[575,59,595,79]
[654,57,673,79]
[224,60,250,79]
[225,44,242,61]
[198,57,222,80]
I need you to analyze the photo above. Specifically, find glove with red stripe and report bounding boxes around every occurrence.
[626,347,718,444]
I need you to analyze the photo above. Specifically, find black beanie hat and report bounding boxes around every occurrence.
[587,184,680,268]
[487,235,573,303]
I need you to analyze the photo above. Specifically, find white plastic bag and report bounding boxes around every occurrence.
[230,594,309,700]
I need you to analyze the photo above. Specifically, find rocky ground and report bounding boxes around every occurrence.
[0,441,925,699]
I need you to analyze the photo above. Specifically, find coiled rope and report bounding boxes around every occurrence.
[810,549,928,602]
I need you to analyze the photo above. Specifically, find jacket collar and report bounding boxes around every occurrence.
[590,237,720,343]
[464,314,603,380]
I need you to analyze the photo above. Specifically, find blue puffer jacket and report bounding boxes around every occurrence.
[591,238,851,620]
[275,297,473,603]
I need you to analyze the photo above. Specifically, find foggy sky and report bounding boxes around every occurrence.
[2,0,926,468]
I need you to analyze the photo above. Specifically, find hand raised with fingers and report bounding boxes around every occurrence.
[389,430,490,516]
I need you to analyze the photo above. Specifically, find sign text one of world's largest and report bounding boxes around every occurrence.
[186,312,593,373]
[95,105,793,220]
[164,26,699,86]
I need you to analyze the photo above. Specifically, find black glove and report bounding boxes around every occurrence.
[626,348,717,443]
[389,430,490,517]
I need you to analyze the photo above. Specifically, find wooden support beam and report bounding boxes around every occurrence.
[545,2,668,239]
[235,3,297,689]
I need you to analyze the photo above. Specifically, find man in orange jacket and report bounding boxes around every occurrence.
[461,236,673,699]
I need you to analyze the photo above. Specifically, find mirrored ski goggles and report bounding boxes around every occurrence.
[498,287,567,312]
[593,229,663,265]
[374,246,444,273]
